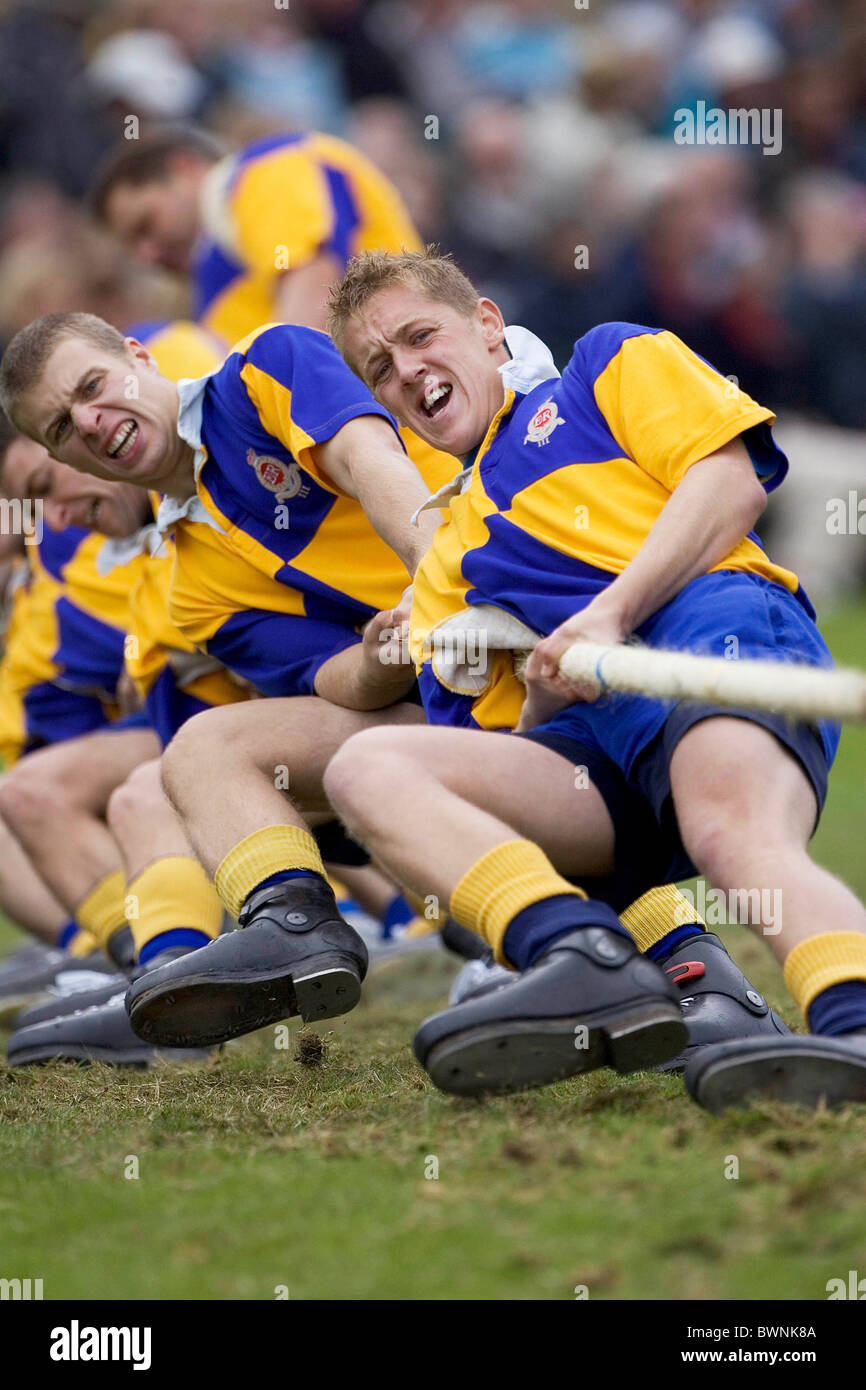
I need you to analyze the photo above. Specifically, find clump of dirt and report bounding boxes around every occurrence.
[295,1031,325,1067]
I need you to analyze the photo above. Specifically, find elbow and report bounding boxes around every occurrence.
[745,475,768,531]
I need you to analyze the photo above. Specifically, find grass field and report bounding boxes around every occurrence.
[2,603,866,1301]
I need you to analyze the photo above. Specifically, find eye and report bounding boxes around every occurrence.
[412,328,432,345]
[55,414,71,441]
[83,376,101,396]
[373,360,392,383]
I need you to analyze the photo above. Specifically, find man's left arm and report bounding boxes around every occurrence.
[523,437,766,699]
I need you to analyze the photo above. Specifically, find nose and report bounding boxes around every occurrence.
[393,349,426,388]
[70,401,101,441]
[134,237,162,266]
[44,498,71,531]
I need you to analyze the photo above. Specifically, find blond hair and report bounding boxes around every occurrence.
[327,246,479,361]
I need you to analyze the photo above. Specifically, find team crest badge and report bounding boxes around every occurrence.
[246,449,309,501]
[524,398,565,446]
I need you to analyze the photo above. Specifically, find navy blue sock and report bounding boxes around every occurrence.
[808,981,866,1036]
[58,921,79,950]
[646,924,705,963]
[382,894,415,939]
[502,895,629,972]
[255,869,318,894]
[139,928,211,966]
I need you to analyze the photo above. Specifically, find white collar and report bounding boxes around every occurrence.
[498,324,560,395]
[155,372,225,535]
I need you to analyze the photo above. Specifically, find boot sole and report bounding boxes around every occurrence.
[689,1044,866,1112]
[8,1042,152,1068]
[422,997,687,1096]
[127,951,362,1047]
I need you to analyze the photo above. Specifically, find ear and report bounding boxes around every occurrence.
[475,297,506,351]
[123,337,158,372]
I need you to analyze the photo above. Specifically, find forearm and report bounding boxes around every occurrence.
[591,445,767,635]
[314,641,416,711]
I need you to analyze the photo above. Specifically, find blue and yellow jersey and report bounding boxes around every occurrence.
[411,322,801,729]
[0,527,136,762]
[164,323,456,696]
[193,131,422,347]
[125,540,250,745]
[118,318,248,743]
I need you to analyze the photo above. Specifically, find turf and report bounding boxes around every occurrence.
[2,601,866,1301]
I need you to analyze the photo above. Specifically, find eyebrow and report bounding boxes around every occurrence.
[362,318,431,381]
[47,370,98,443]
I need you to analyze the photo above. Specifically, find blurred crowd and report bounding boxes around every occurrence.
[1,0,866,427]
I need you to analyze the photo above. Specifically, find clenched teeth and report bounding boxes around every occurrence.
[107,420,137,459]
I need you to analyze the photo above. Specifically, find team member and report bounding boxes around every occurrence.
[0,309,455,1049]
[91,127,422,343]
[320,247,866,1107]
[0,320,243,1063]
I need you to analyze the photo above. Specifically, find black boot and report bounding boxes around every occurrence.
[125,877,367,1047]
[414,925,687,1096]
[6,986,210,1067]
[654,932,790,1070]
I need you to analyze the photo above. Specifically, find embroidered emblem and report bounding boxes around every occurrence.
[523,398,565,446]
[246,449,309,501]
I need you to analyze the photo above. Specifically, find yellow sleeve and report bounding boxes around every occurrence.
[231,153,333,275]
[591,329,778,493]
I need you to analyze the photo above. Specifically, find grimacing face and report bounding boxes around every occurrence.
[0,436,150,538]
[339,285,510,458]
[11,336,185,491]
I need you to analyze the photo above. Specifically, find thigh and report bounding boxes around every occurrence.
[670,716,818,850]
[11,725,160,814]
[369,723,616,878]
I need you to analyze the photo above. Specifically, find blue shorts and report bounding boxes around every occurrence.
[519,571,839,906]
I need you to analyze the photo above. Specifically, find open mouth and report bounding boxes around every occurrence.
[106,419,138,460]
[420,375,452,419]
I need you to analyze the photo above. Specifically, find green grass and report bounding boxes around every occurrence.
[2,601,866,1301]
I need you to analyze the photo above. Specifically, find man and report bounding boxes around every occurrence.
[321,247,866,1110]
[0,309,454,1050]
[91,127,422,342]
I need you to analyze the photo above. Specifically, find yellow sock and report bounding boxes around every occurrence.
[66,928,100,959]
[784,932,866,1017]
[125,856,225,958]
[75,870,127,950]
[619,884,705,953]
[450,839,586,965]
[214,825,325,920]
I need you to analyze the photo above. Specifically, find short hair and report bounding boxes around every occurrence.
[327,246,479,361]
[90,125,225,221]
[0,312,126,425]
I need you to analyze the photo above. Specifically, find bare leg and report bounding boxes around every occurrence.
[323,724,615,905]
[107,759,198,881]
[0,803,69,944]
[160,696,425,876]
[0,727,159,914]
[670,718,866,968]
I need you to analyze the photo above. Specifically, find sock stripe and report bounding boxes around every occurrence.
[784,932,866,1016]
[451,839,586,965]
[214,825,325,921]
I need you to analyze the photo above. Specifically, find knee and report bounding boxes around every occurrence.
[107,759,163,837]
[0,757,66,834]
[678,803,756,889]
[323,728,404,822]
